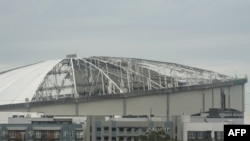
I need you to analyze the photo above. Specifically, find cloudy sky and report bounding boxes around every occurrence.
[0,0,250,109]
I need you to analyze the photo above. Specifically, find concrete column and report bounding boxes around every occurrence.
[228,87,231,109]
[166,93,170,121]
[242,84,245,112]
[123,96,127,116]
[212,88,214,108]
[202,90,205,112]
[75,99,79,116]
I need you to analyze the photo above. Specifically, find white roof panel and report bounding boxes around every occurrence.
[0,60,61,105]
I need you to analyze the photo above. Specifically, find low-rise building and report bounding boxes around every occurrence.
[0,112,85,141]
[174,108,244,141]
[85,115,173,141]
[1,109,248,141]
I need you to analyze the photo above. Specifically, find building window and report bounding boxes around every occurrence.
[63,131,68,137]
[45,131,49,137]
[36,131,41,138]
[141,128,147,133]
[28,131,33,137]
[69,130,74,137]
[54,131,60,138]
[35,131,41,138]
[215,131,224,140]
[112,137,116,141]
[96,136,101,141]
[76,131,83,138]
[134,137,139,141]
[127,128,132,133]
[119,136,124,141]
[10,131,16,138]
[188,131,196,139]
[104,127,109,133]
[104,136,109,141]
[134,128,139,133]
[119,128,124,133]
[96,127,101,132]
[2,130,6,137]
[166,128,170,133]
[198,131,203,139]
[204,131,212,139]
[112,127,116,132]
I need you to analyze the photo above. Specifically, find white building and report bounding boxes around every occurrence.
[0,112,44,123]
[177,108,244,141]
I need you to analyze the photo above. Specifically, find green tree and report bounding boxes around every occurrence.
[138,129,171,141]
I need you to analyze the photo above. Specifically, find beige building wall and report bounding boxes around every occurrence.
[31,103,75,115]
[78,99,124,115]
[213,87,221,109]
[169,90,203,116]
[126,94,166,116]
[229,85,244,111]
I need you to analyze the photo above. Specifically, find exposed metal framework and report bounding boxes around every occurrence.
[32,56,233,102]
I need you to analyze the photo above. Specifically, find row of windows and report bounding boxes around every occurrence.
[94,126,167,132]
[188,131,224,140]
[1,131,83,139]
[215,131,224,140]
[96,136,139,141]
[94,127,148,133]
[34,131,60,138]
[188,131,211,140]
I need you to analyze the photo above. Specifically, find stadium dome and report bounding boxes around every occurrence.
[0,55,233,105]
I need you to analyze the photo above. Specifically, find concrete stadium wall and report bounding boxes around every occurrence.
[213,88,221,110]
[170,90,203,116]
[126,94,166,116]
[78,99,124,115]
[228,85,244,111]
[30,103,75,115]
[0,81,245,117]
[204,88,213,111]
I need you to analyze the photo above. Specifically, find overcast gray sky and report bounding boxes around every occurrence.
[0,0,250,110]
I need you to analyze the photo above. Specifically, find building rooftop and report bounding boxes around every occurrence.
[0,56,236,105]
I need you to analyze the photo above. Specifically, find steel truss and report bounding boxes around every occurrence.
[32,56,233,102]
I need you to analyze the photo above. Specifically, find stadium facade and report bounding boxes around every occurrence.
[0,55,247,117]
